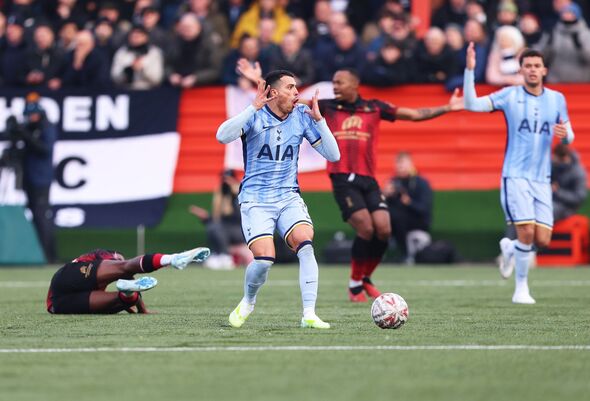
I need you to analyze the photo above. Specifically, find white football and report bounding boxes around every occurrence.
[371,292,409,329]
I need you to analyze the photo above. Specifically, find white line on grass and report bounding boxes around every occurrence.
[1,345,590,354]
[3,280,590,289]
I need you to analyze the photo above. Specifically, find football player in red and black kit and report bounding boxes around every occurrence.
[319,69,463,302]
[46,247,209,314]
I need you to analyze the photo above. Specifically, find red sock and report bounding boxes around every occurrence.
[364,258,381,278]
[140,254,164,272]
[350,258,366,282]
[118,291,139,304]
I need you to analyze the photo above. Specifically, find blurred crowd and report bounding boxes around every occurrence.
[1,0,590,91]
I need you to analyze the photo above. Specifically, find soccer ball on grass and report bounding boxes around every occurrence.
[371,292,409,329]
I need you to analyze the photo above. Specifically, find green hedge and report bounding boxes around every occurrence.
[56,191,590,262]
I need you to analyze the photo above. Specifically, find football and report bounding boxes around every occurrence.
[371,292,409,329]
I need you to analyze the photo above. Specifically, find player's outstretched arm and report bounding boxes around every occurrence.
[216,80,275,144]
[463,42,493,112]
[306,89,340,162]
[395,88,463,121]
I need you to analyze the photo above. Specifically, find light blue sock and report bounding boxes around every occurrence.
[243,258,273,304]
[297,241,318,311]
[514,240,533,286]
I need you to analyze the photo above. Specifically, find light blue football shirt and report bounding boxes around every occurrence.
[238,104,323,203]
[489,86,570,183]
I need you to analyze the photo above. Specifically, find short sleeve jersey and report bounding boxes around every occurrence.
[238,104,324,203]
[319,97,396,177]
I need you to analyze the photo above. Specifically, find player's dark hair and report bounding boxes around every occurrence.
[76,249,120,263]
[337,67,360,81]
[519,48,545,66]
[264,70,295,96]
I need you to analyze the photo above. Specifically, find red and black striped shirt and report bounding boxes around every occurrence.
[319,97,397,177]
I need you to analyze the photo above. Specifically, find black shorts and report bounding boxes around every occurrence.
[330,173,388,221]
[48,261,99,314]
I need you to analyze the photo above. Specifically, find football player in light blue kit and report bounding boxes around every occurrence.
[216,70,340,328]
[463,43,575,304]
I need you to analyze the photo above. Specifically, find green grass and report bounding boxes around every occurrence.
[1,265,590,401]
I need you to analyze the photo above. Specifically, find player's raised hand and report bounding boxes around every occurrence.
[252,79,276,110]
[305,89,323,121]
[237,58,262,84]
[554,118,568,139]
[466,42,476,71]
[448,88,464,111]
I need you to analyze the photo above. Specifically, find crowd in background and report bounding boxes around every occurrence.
[1,0,590,91]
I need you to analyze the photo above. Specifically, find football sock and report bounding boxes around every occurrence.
[140,254,165,272]
[349,279,363,287]
[364,237,388,277]
[351,236,371,282]
[243,257,274,304]
[514,240,533,288]
[297,242,318,310]
[118,291,139,304]
[349,285,363,295]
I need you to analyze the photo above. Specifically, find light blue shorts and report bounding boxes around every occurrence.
[240,194,313,248]
[500,177,553,229]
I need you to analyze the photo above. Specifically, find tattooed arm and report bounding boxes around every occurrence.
[395,88,464,121]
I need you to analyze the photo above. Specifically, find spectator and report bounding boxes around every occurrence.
[289,17,312,50]
[0,12,5,39]
[445,23,464,55]
[184,0,230,51]
[49,0,88,32]
[111,23,164,89]
[519,12,543,47]
[551,144,588,221]
[0,14,28,86]
[535,3,590,83]
[20,93,58,263]
[97,1,130,48]
[188,169,253,270]
[258,16,279,58]
[431,0,468,29]
[308,0,332,46]
[167,13,223,88]
[494,1,519,28]
[389,12,418,59]
[25,23,64,88]
[141,6,172,51]
[315,24,366,82]
[93,16,116,65]
[312,11,348,65]
[445,18,488,90]
[365,10,397,61]
[230,0,291,48]
[220,0,247,32]
[268,31,314,86]
[361,38,413,86]
[222,34,264,86]
[59,29,110,88]
[485,25,525,86]
[383,152,433,264]
[414,27,456,84]
[57,19,78,51]
[465,0,487,26]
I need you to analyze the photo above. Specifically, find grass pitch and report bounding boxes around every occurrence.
[1,265,590,401]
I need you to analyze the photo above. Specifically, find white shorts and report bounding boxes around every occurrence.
[240,193,313,248]
[500,177,553,229]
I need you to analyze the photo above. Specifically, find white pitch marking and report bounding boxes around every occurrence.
[1,345,590,354]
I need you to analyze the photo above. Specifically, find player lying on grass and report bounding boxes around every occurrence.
[46,247,210,314]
